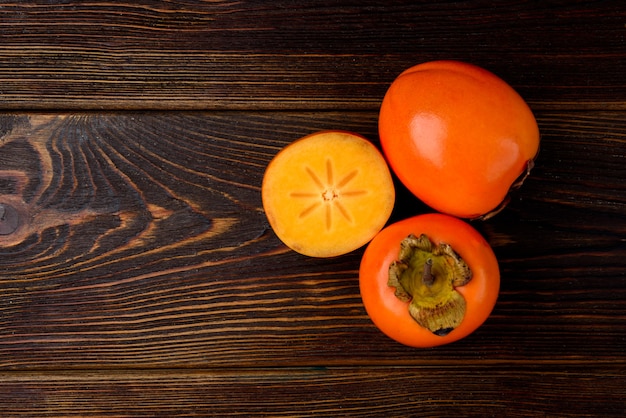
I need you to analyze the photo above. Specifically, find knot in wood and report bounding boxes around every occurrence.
[0,203,19,235]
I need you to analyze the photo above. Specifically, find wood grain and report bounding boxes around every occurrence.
[0,1,624,110]
[0,365,624,417]
[1,1,625,416]
[1,112,624,372]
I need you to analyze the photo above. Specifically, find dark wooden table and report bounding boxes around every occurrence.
[0,1,624,416]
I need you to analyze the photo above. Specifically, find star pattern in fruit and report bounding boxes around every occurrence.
[289,159,366,231]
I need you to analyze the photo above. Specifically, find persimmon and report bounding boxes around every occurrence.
[379,60,540,219]
[359,213,500,347]
[262,130,395,258]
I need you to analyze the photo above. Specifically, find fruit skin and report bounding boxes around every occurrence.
[262,130,395,258]
[379,60,540,219]
[359,213,500,348]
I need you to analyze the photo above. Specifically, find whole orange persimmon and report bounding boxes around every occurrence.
[359,213,499,347]
[379,60,540,219]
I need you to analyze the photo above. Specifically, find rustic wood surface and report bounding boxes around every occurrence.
[0,1,624,416]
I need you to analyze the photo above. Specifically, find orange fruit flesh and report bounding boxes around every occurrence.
[262,131,395,257]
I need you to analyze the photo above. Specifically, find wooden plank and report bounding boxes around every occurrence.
[0,365,624,417]
[0,1,624,110]
[1,111,624,369]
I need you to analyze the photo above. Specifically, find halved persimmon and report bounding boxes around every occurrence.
[262,130,395,257]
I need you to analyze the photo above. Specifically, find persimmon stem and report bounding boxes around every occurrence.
[422,258,434,287]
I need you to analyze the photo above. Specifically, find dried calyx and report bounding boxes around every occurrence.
[388,234,472,336]
[474,158,535,221]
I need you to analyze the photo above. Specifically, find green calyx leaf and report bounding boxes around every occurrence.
[388,234,472,336]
